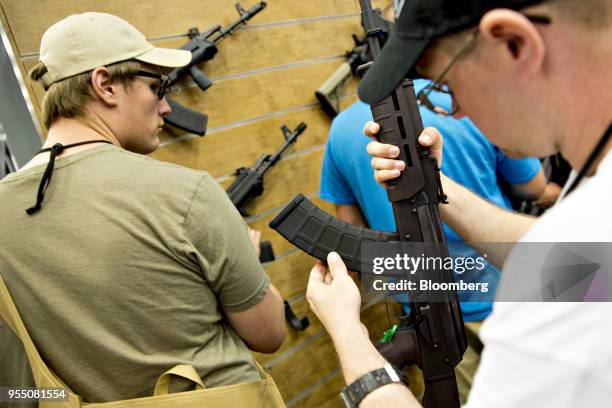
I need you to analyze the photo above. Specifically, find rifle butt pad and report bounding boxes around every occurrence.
[315,62,352,119]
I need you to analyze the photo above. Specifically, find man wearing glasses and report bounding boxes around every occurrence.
[320,4,545,404]
[0,12,285,402]
[320,75,546,408]
[307,0,612,406]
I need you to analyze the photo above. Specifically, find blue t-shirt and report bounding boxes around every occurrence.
[319,80,541,322]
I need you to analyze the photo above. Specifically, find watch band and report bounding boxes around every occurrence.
[340,364,401,408]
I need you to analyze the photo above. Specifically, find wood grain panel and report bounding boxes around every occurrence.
[151,106,330,177]
[150,18,362,82]
[354,0,393,14]
[268,333,340,402]
[219,147,323,215]
[290,371,344,408]
[265,250,313,300]
[1,0,359,55]
[163,59,359,130]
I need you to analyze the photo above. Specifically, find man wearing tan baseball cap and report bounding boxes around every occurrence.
[37,12,191,91]
[0,12,286,403]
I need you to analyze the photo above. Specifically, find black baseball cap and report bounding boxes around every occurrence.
[358,0,547,104]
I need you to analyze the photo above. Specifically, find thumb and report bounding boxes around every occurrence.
[327,252,348,279]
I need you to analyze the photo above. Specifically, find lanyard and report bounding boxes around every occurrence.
[563,123,612,199]
[25,140,112,215]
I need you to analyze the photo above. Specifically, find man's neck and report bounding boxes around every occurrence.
[21,117,120,170]
[555,28,612,176]
[561,123,612,179]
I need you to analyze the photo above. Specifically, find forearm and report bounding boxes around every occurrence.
[440,174,536,266]
[510,168,546,200]
[330,327,421,407]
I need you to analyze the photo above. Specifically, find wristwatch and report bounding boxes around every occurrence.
[339,363,402,408]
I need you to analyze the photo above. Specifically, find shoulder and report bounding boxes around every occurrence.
[94,147,220,210]
[105,147,205,183]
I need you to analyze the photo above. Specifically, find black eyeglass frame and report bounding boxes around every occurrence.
[416,14,552,117]
[132,70,170,100]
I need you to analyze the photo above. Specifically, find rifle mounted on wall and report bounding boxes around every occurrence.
[226,122,309,331]
[163,2,267,136]
[315,35,368,119]
[227,122,307,216]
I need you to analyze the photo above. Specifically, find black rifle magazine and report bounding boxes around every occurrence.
[164,97,208,136]
[269,194,399,272]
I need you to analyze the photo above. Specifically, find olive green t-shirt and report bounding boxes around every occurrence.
[0,145,270,402]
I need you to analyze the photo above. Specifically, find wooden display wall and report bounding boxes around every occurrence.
[0,1,397,406]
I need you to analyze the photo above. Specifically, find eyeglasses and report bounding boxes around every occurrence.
[417,14,552,117]
[132,70,169,100]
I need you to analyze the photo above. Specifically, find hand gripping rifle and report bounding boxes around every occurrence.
[269,1,466,406]
[163,2,267,136]
[227,122,310,331]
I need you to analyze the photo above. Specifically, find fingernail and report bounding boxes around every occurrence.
[419,135,432,144]
[395,161,405,170]
[328,252,340,262]
[389,147,400,156]
[391,170,401,176]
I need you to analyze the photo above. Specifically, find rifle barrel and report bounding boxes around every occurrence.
[211,2,267,44]
[268,122,307,166]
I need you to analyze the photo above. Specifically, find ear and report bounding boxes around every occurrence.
[91,67,119,107]
[479,9,546,78]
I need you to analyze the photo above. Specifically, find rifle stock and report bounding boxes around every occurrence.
[315,63,352,119]
[315,35,368,119]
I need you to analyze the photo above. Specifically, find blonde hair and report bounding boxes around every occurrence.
[29,60,141,130]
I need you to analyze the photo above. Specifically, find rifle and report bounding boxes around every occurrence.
[315,35,368,119]
[227,122,309,331]
[315,10,393,119]
[269,1,466,406]
[227,122,307,216]
[163,2,267,136]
